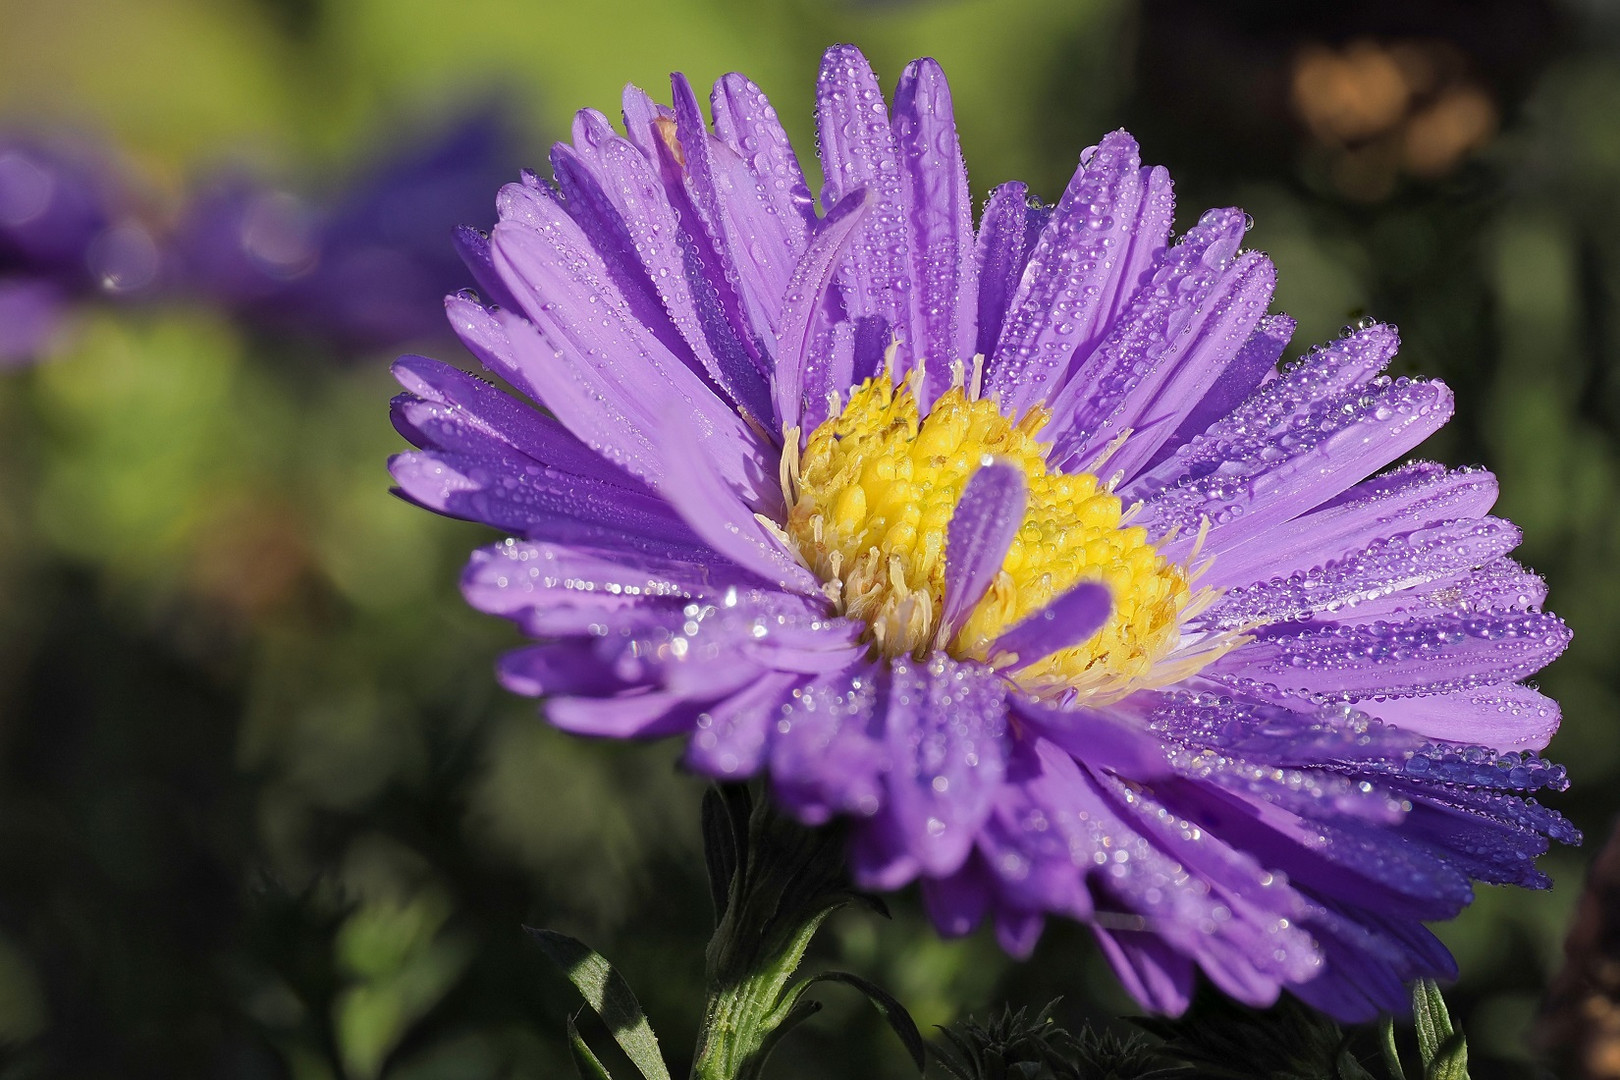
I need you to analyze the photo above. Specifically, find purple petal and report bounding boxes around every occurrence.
[1014,699,1174,780]
[1092,929,1197,1016]
[1148,313,1294,470]
[548,690,704,739]
[1191,462,1499,590]
[875,657,1009,878]
[1211,611,1571,701]
[452,226,521,312]
[816,46,914,375]
[710,72,817,241]
[940,461,1028,640]
[557,129,772,422]
[990,582,1112,669]
[1202,516,1523,630]
[391,449,695,544]
[891,57,976,402]
[983,131,1151,415]
[1140,377,1456,562]
[1070,249,1277,479]
[770,660,890,825]
[671,72,781,352]
[1364,683,1560,751]
[973,181,1035,361]
[492,220,777,508]
[773,189,870,432]
[1043,208,1251,470]
[920,860,993,937]
[392,354,638,485]
[654,403,821,595]
[685,670,805,779]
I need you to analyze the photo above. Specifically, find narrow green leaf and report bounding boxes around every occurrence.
[798,971,927,1072]
[1411,979,1455,1066]
[1380,1016,1408,1080]
[527,928,673,1080]
[567,1014,615,1080]
[1424,1032,1470,1080]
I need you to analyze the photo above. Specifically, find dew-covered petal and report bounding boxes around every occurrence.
[773,189,870,432]
[1202,516,1523,631]
[671,72,784,352]
[460,538,723,627]
[1066,247,1277,479]
[491,218,774,503]
[874,656,1009,878]
[391,353,637,485]
[973,181,1036,360]
[1211,610,1571,700]
[984,131,1152,415]
[1362,683,1561,750]
[390,448,698,545]
[1139,376,1456,562]
[1147,313,1295,472]
[559,127,771,421]
[709,72,817,243]
[770,661,890,826]
[1043,209,1253,472]
[816,46,913,374]
[891,57,976,402]
[1014,699,1175,780]
[940,461,1028,640]
[685,670,806,779]
[1192,462,1499,591]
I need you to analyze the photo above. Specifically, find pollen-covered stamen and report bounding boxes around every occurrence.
[784,370,1208,701]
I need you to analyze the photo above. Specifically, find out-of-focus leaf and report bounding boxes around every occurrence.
[527,928,672,1080]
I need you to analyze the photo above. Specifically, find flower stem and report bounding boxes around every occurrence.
[687,786,851,1080]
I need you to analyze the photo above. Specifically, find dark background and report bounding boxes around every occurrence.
[1,0,1616,1076]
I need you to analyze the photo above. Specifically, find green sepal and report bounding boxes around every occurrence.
[567,1013,615,1080]
[527,927,673,1080]
[1424,1033,1469,1080]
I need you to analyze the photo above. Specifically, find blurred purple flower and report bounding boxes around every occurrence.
[390,46,1574,1019]
[0,137,161,365]
[178,109,513,350]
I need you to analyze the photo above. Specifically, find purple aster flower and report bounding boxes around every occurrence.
[177,109,514,350]
[390,45,1575,1020]
[0,136,161,364]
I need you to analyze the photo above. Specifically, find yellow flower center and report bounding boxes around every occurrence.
[783,372,1195,702]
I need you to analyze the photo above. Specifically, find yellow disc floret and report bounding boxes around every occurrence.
[784,372,1192,702]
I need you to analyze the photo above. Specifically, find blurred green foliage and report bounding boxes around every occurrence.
[1,0,1618,1077]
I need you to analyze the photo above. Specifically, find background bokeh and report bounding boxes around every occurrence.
[1,0,1617,1076]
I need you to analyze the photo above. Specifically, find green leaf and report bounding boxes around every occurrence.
[1424,1033,1469,1080]
[1410,980,1455,1066]
[1380,1016,1408,1080]
[567,1014,615,1080]
[527,928,673,1080]
[794,971,927,1072]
